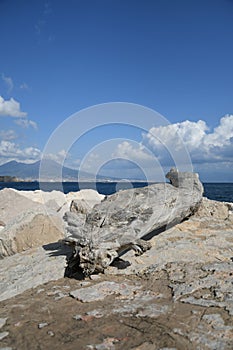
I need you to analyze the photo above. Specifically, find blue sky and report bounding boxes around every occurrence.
[0,0,233,181]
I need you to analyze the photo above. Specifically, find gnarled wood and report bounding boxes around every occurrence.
[63,168,204,276]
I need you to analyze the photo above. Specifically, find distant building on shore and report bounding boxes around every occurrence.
[0,176,19,182]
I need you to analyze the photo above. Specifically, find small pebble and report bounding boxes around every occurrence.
[90,274,101,281]
[73,315,82,320]
[0,331,9,340]
[37,288,45,294]
[86,310,104,318]
[80,281,91,287]
[38,322,48,329]
[191,310,201,315]
[47,290,61,296]
[47,330,55,337]
[0,318,7,329]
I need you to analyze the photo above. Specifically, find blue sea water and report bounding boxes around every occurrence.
[203,183,233,203]
[0,181,233,203]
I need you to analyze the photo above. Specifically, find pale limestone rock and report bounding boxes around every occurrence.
[64,169,204,276]
[66,189,105,209]
[0,318,7,329]
[70,281,140,302]
[0,188,43,225]
[10,189,66,206]
[0,244,69,301]
[0,212,64,259]
[195,197,230,220]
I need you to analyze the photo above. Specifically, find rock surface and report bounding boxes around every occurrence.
[68,189,105,214]
[0,188,104,258]
[64,169,204,275]
[0,194,233,349]
[0,242,69,302]
[0,175,233,349]
[0,189,42,226]
[0,212,64,259]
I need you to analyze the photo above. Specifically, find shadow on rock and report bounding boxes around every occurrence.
[43,241,71,257]
[43,241,85,280]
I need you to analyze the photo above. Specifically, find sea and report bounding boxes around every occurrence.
[0,181,233,203]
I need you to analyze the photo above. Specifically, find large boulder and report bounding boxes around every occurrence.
[1,195,232,305]
[0,243,70,302]
[67,189,105,214]
[194,197,232,221]
[64,168,204,276]
[15,188,105,217]
[0,188,104,259]
[8,189,69,218]
[0,211,64,259]
[0,188,42,226]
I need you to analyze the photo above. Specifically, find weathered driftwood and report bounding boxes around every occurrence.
[63,168,204,276]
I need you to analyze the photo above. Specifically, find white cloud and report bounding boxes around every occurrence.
[142,114,233,164]
[43,149,70,164]
[204,114,233,148]
[0,141,41,163]
[0,130,17,141]
[1,73,14,93]
[77,140,162,181]
[15,118,38,130]
[143,120,208,152]
[105,114,233,180]
[0,96,27,118]
[113,141,155,166]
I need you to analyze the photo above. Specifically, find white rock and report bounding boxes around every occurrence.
[0,244,69,301]
[38,322,48,329]
[0,188,43,225]
[0,212,64,259]
[0,318,7,329]
[0,331,9,340]
[66,189,105,205]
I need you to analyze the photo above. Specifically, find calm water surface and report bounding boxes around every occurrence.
[0,182,233,202]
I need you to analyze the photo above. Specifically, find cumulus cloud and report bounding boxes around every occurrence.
[113,141,155,166]
[204,115,233,148]
[77,140,163,181]
[107,114,233,180]
[142,114,233,164]
[15,118,38,130]
[0,141,41,163]
[0,130,17,141]
[0,96,27,117]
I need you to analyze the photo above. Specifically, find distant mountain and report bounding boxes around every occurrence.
[0,160,110,181]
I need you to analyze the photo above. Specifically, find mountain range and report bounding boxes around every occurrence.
[0,160,110,181]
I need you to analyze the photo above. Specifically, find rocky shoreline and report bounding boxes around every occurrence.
[0,173,233,350]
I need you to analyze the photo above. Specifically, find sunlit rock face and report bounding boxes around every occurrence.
[63,168,204,276]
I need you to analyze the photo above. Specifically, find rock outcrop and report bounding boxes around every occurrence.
[0,196,232,300]
[63,169,204,276]
[0,175,233,350]
[0,212,64,258]
[0,188,104,258]
[0,188,42,226]
[0,243,70,301]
